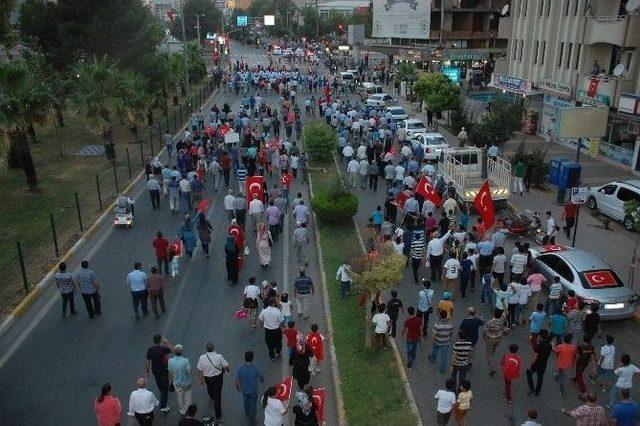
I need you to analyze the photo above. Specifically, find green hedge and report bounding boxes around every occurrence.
[311,178,358,224]
[303,121,338,163]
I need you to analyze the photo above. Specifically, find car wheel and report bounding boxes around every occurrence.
[587,196,597,210]
[624,215,636,231]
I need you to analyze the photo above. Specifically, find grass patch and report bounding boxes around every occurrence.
[310,170,416,425]
[0,84,210,317]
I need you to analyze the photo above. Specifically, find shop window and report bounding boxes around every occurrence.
[512,39,518,60]
[519,40,524,62]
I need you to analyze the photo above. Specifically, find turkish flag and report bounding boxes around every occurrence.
[312,388,326,422]
[542,244,567,252]
[584,270,617,288]
[275,376,293,402]
[197,199,211,213]
[170,239,183,257]
[281,173,292,187]
[587,78,599,98]
[395,191,409,209]
[219,124,230,135]
[246,175,265,203]
[473,180,495,228]
[415,178,442,206]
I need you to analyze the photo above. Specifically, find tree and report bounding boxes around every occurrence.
[0,61,52,190]
[24,52,72,128]
[469,95,523,147]
[413,73,461,114]
[71,57,142,161]
[170,0,222,43]
[394,62,416,84]
[351,243,406,348]
[0,0,15,50]
[303,121,338,163]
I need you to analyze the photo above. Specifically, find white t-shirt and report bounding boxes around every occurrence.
[372,313,390,334]
[434,389,456,414]
[264,397,286,426]
[196,352,229,377]
[394,165,405,180]
[615,364,640,389]
[600,344,615,370]
[258,306,285,330]
[443,258,460,279]
[249,199,264,214]
[244,284,260,300]
[280,301,292,316]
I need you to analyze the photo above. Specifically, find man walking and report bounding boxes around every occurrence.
[145,334,173,413]
[224,189,236,221]
[429,309,454,374]
[258,298,285,360]
[293,222,310,266]
[152,231,170,275]
[146,267,166,320]
[403,306,422,370]
[249,194,264,232]
[502,343,523,404]
[483,309,506,376]
[127,262,149,320]
[386,290,404,338]
[235,351,264,426]
[127,377,159,425]
[526,329,553,396]
[75,260,101,318]
[335,260,352,300]
[147,174,161,210]
[196,342,230,422]
[168,176,180,212]
[234,191,248,229]
[179,176,192,213]
[293,267,314,319]
[168,344,192,416]
[513,160,525,196]
[562,200,578,239]
[54,262,77,318]
[450,330,473,391]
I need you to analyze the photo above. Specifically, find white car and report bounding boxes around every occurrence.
[402,118,427,137]
[272,47,282,56]
[365,93,396,107]
[385,106,408,122]
[587,180,640,231]
[339,72,355,82]
[410,132,450,160]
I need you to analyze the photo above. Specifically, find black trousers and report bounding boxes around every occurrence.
[526,366,546,395]
[368,175,378,191]
[205,374,224,419]
[154,373,169,409]
[157,256,169,275]
[264,327,283,359]
[134,411,154,426]
[411,257,421,284]
[149,190,160,209]
[61,292,76,316]
[270,224,279,241]
[429,255,443,282]
[389,312,399,337]
[81,292,101,318]
[418,309,431,337]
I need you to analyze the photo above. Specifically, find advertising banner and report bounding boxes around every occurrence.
[372,0,430,39]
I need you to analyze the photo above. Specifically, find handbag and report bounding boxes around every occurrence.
[234,309,248,320]
[243,297,258,309]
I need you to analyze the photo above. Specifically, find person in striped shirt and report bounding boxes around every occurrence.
[410,229,426,285]
[451,329,473,392]
[236,163,248,196]
[429,309,454,373]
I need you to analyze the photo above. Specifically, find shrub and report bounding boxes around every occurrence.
[303,121,338,163]
[509,140,549,189]
[311,177,358,224]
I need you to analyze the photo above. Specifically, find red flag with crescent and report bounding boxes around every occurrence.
[394,191,409,209]
[473,180,495,229]
[246,175,265,203]
[587,78,599,98]
[281,173,292,188]
[197,199,211,213]
[584,270,617,288]
[415,178,442,206]
[275,376,293,402]
[312,388,326,422]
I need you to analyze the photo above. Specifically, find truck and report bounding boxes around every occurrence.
[439,147,512,204]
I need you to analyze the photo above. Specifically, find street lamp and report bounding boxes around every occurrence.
[195,14,205,47]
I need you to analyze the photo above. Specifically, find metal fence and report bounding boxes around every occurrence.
[4,81,219,304]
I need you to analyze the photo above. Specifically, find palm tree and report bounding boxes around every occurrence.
[71,56,141,162]
[166,53,186,101]
[0,60,51,190]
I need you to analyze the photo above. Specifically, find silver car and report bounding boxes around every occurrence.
[531,245,637,320]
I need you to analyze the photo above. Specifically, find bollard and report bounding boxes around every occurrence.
[74,192,84,232]
[95,174,103,210]
[50,213,59,257]
[16,242,28,294]
[126,148,132,180]
[112,162,119,193]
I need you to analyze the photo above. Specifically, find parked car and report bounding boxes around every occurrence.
[385,105,408,122]
[530,245,637,320]
[401,118,427,137]
[410,132,449,160]
[361,82,383,96]
[339,71,355,82]
[365,93,396,107]
[587,180,640,231]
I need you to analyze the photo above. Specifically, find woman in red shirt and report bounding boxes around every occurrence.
[94,383,121,426]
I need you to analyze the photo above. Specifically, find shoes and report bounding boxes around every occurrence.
[160,407,170,413]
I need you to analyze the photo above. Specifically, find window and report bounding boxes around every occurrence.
[554,259,575,282]
[558,42,564,67]
[599,184,617,195]
[574,43,581,70]
[519,40,524,62]
[537,254,560,272]
[539,0,545,17]
[512,39,518,60]
[534,40,539,64]
[617,187,640,202]
[541,41,546,64]
[566,43,573,69]
[565,0,571,16]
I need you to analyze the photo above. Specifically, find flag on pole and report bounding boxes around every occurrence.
[473,180,495,229]
[415,177,442,206]
[275,376,293,402]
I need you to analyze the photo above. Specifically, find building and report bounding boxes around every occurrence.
[150,0,176,22]
[497,0,640,171]
[317,0,370,18]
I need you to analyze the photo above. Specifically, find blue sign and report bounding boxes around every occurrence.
[236,15,248,26]
[442,67,461,84]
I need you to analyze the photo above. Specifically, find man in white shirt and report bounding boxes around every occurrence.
[342,144,354,163]
[384,163,395,189]
[127,262,148,320]
[434,379,456,425]
[336,261,352,300]
[146,174,161,210]
[244,277,261,329]
[421,198,436,218]
[347,158,359,188]
[371,304,390,351]
[208,158,221,191]
[358,159,369,189]
[293,200,309,225]
[196,342,230,421]
[248,194,264,232]
[426,229,452,283]
[442,196,457,220]
[224,189,236,221]
[128,377,159,423]
[394,164,405,184]
[443,255,461,300]
[178,177,192,212]
[545,211,556,244]
[357,143,367,160]
[258,298,285,360]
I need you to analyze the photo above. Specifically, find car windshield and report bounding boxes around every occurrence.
[389,108,405,115]
[578,269,624,289]
[426,137,447,145]
[406,122,425,129]
[371,95,383,100]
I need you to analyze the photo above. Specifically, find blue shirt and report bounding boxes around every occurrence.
[612,401,639,426]
[550,314,567,336]
[236,363,263,395]
[529,311,547,333]
[127,270,148,292]
[372,210,383,225]
[417,289,433,313]
[460,259,473,278]
[477,240,495,256]
[168,356,191,387]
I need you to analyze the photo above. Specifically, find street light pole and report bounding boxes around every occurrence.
[195,14,203,48]
[180,2,191,96]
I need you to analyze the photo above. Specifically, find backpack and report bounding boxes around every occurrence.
[503,354,521,379]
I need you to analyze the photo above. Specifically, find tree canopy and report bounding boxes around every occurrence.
[169,0,222,43]
[413,73,461,114]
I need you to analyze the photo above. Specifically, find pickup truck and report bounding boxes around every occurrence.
[439,147,512,204]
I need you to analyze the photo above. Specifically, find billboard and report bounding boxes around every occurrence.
[236,16,248,26]
[442,67,461,84]
[264,15,275,26]
[557,106,608,139]
[372,0,430,39]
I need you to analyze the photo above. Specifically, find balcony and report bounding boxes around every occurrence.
[429,30,498,39]
[584,15,640,47]
[498,17,511,39]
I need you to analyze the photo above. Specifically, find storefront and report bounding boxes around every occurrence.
[608,93,640,171]
[488,73,543,134]
[539,80,574,139]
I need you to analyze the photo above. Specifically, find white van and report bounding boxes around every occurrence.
[587,180,640,230]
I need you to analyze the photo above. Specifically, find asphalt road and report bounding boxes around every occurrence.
[0,42,337,426]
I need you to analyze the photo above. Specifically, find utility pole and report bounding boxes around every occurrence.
[315,0,319,39]
[195,14,203,48]
[180,2,191,96]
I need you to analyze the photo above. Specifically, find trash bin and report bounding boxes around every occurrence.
[558,162,582,190]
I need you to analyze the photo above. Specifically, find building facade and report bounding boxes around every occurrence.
[498,0,640,170]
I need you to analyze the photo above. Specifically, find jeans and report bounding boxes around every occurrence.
[484,337,501,373]
[369,175,378,191]
[451,364,469,391]
[180,191,191,212]
[418,309,431,337]
[81,292,101,318]
[61,292,76,316]
[411,257,422,284]
[241,392,258,425]
[507,303,518,327]
[610,385,629,408]
[480,285,493,306]
[340,280,351,300]
[428,344,450,373]
[131,289,148,317]
[460,274,469,299]
[264,328,282,359]
[269,223,279,241]
[223,169,230,186]
[546,298,561,315]
[526,366,546,395]
[154,374,169,409]
[406,340,418,368]
[557,368,568,396]
[429,255,443,282]
[389,313,399,337]
[157,256,169,275]
[205,374,224,419]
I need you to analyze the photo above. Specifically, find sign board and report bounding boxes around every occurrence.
[236,15,248,26]
[205,32,216,40]
[224,131,240,144]
[372,0,430,39]
[348,24,365,45]
[618,93,640,116]
[570,187,588,204]
[264,15,275,26]
[441,67,461,84]
[488,73,534,95]
[540,79,572,98]
[557,106,608,139]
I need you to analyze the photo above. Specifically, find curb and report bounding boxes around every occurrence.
[331,154,423,426]
[0,86,221,339]
[308,171,348,426]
